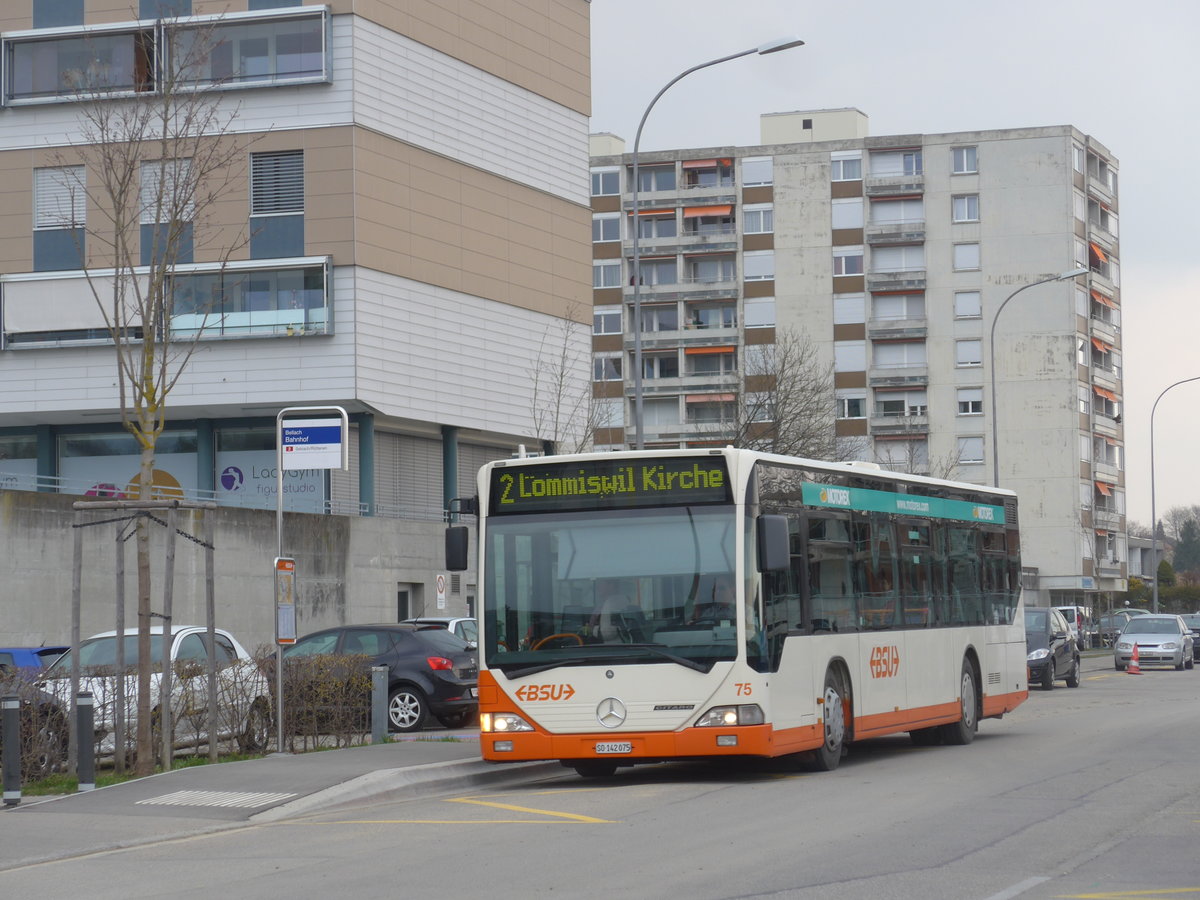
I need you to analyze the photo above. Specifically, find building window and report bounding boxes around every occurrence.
[957,388,983,415]
[142,0,190,15]
[875,389,927,417]
[951,146,977,174]
[742,204,774,234]
[873,341,926,369]
[7,28,154,101]
[638,304,678,332]
[686,348,736,376]
[836,391,866,419]
[687,399,734,424]
[1073,144,1085,173]
[834,340,866,372]
[250,150,304,258]
[595,397,625,430]
[956,339,982,367]
[686,304,736,329]
[593,260,621,288]
[636,166,676,193]
[34,0,84,28]
[140,158,194,265]
[592,213,620,243]
[953,243,980,271]
[593,305,621,335]
[643,352,680,379]
[1078,384,1091,415]
[872,293,923,321]
[954,290,982,318]
[593,353,622,382]
[830,152,862,182]
[33,166,86,271]
[743,250,775,281]
[877,438,927,468]
[176,10,326,88]
[741,156,773,186]
[591,168,619,196]
[870,245,924,272]
[644,397,680,426]
[743,296,775,328]
[170,260,330,338]
[870,198,923,225]
[957,436,985,465]
[952,194,980,223]
[636,257,677,286]
[683,159,732,189]
[635,213,676,239]
[834,293,865,325]
[687,256,735,284]
[833,246,864,276]
[870,149,923,177]
[831,198,864,230]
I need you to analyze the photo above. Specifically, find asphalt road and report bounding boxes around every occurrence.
[2,650,1197,899]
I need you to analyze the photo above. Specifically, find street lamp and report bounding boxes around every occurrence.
[1149,376,1200,612]
[988,266,1089,486]
[630,37,805,449]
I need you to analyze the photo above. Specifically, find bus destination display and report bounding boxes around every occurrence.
[489,456,731,514]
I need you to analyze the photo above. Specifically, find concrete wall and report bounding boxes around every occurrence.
[0,488,475,649]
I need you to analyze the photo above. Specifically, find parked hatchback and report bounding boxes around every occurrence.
[1114,615,1195,671]
[283,624,478,732]
[1024,606,1080,690]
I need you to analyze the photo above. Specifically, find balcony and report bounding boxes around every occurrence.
[869,414,929,435]
[868,317,927,340]
[865,222,926,245]
[679,226,737,253]
[864,175,924,197]
[868,366,928,388]
[1093,507,1123,530]
[866,270,927,292]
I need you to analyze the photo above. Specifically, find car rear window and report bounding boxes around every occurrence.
[412,628,473,654]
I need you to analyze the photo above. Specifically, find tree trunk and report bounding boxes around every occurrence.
[134,443,155,776]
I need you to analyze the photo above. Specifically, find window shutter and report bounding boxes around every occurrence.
[141,159,194,225]
[35,167,85,228]
[251,150,304,215]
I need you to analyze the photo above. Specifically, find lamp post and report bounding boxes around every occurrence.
[630,37,805,449]
[1149,376,1200,612]
[988,266,1089,486]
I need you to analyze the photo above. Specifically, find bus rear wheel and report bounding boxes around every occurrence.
[939,658,978,746]
[811,669,847,771]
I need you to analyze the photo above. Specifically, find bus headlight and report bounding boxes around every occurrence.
[695,705,764,727]
[1026,648,1049,662]
[480,712,534,733]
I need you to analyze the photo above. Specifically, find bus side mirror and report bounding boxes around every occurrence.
[757,514,789,572]
[446,526,469,572]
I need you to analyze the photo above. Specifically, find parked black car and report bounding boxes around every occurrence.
[1180,614,1200,663]
[1024,606,1080,690]
[283,624,478,732]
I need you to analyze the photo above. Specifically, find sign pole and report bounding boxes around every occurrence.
[274,406,349,754]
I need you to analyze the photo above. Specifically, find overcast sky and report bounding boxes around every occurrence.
[588,0,1200,526]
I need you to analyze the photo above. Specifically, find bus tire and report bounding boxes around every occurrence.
[939,658,978,746]
[812,668,848,771]
[572,761,617,778]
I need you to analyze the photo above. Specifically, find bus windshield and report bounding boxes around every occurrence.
[483,504,741,673]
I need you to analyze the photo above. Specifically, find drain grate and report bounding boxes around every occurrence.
[136,789,297,809]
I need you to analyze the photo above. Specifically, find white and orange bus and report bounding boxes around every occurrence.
[446,448,1027,776]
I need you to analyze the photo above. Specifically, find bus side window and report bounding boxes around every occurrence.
[807,512,854,633]
[899,523,932,627]
[853,512,898,630]
[946,525,984,624]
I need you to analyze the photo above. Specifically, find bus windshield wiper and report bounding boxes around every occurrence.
[618,644,711,672]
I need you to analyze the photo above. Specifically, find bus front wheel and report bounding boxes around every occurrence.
[812,669,848,771]
[939,658,978,746]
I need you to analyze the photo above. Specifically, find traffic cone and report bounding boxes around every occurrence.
[1128,643,1141,675]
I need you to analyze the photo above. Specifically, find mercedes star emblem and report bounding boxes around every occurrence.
[596,697,627,728]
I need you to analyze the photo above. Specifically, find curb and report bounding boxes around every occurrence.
[249,757,563,823]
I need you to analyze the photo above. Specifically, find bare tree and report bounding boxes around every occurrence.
[876,439,963,480]
[529,303,600,454]
[1160,505,1200,543]
[708,327,860,460]
[52,19,253,774]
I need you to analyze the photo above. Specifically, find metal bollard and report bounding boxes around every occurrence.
[76,692,95,792]
[2,696,21,807]
[371,666,388,744]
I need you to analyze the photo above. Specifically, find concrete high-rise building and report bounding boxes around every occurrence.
[0,0,591,640]
[590,109,1124,607]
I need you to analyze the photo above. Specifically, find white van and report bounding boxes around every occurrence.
[1054,606,1091,649]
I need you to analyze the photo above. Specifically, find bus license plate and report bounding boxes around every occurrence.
[595,742,632,754]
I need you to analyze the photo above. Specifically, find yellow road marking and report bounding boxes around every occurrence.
[446,796,613,823]
[1055,889,1200,898]
[293,818,580,825]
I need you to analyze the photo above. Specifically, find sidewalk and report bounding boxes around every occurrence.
[0,730,559,872]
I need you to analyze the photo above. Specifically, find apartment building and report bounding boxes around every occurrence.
[0,1,591,620]
[590,109,1125,607]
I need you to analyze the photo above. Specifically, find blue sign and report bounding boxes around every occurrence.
[280,418,344,470]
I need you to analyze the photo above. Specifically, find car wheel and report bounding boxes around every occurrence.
[1041,659,1055,690]
[939,658,978,746]
[1187,656,1195,670]
[387,685,429,733]
[1175,657,1185,671]
[1115,661,1125,671]
[238,698,273,753]
[435,711,473,729]
[1065,656,1081,688]
[811,668,848,771]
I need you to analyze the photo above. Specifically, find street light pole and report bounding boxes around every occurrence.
[630,36,804,449]
[1149,376,1200,613]
[988,266,1089,486]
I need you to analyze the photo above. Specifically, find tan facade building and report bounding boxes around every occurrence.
[0,0,592,630]
[590,110,1125,607]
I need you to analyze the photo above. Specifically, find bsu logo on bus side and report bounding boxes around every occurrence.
[869,645,900,679]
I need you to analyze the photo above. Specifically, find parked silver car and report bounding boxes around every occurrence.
[1113,615,1195,671]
